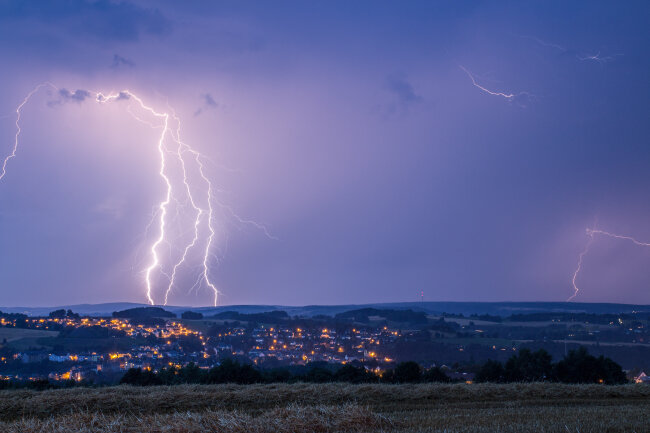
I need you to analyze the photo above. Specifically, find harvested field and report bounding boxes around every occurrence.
[0,328,59,342]
[1,383,648,432]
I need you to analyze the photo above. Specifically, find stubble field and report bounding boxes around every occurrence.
[1,383,648,432]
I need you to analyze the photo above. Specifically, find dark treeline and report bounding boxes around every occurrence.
[475,347,627,384]
[120,347,627,386]
[119,359,451,386]
[0,347,628,390]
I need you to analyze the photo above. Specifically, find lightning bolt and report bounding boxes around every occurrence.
[577,52,622,64]
[459,65,532,105]
[1,83,274,306]
[162,112,218,306]
[568,228,595,302]
[519,35,567,53]
[1,83,55,181]
[569,227,650,301]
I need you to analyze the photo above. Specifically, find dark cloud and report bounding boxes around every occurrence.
[0,0,172,41]
[204,94,218,108]
[382,74,423,116]
[386,74,422,105]
[194,93,219,117]
[60,89,91,102]
[48,88,91,106]
[111,54,135,68]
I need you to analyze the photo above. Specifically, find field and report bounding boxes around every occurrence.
[1,383,649,432]
[0,328,59,351]
[0,328,59,343]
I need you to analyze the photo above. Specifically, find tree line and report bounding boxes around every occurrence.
[120,347,627,386]
[475,347,626,384]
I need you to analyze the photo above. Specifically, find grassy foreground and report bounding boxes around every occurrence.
[1,383,649,432]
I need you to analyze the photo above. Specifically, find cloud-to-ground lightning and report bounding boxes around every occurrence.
[459,65,532,105]
[568,229,595,302]
[1,83,274,306]
[569,227,650,301]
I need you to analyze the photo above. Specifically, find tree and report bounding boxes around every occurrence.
[304,367,334,383]
[475,359,505,383]
[48,309,66,319]
[204,359,263,384]
[554,347,627,384]
[120,368,162,386]
[422,366,451,383]
[181,311,203,320]
[392,361,421,383]
[334,364,377,383]
[504,348,553,382]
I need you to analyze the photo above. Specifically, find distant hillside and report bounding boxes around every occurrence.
[112,307,176,319]
[2,301,650,318]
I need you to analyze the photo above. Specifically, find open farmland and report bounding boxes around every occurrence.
[0,383,648,432]
[0,328,59,343]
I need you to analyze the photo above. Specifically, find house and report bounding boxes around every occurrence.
[634,372,650,383]
[20,351,48,363]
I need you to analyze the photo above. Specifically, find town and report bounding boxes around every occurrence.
[1,306,650,385]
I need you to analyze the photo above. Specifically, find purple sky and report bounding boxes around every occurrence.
[1,1,649,307]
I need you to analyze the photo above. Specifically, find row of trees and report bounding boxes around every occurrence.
[120,347,627,386]
[120,359,452,386]
[475,347,627,384]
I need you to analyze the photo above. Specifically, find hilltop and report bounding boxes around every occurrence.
[1,301,649,317]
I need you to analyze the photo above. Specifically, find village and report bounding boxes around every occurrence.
[1,306,650,385]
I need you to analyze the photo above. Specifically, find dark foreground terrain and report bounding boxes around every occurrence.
[1,383,649,432]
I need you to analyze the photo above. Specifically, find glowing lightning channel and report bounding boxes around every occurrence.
[1,83,55,181]
[1,84,249,306]
[569,227,650,301]
[577,52,621,64]
[568,228,595,301]
[163,115,207,306]
[459,66,516,99]
[586,228,650,247]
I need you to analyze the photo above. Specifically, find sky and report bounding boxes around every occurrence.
[0,0,649,307]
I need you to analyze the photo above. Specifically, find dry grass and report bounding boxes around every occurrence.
[1,404,389,433]
[0,383,648,432]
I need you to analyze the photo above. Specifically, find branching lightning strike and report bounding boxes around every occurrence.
[1,83,272,306]
[459,65,532,105]
[569,227,650,301]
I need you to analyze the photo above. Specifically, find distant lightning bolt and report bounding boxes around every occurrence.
[519,35,623,65]
[1,83,275,307]
[586,228,650,248]
[569,227,650,301]
[519,35,567,53]
[568,228,595,302]
[1,83,55,181]
[459,66,532,105]
[577,52,621,64]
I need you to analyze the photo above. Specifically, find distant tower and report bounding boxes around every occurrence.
[420,290,424,302]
